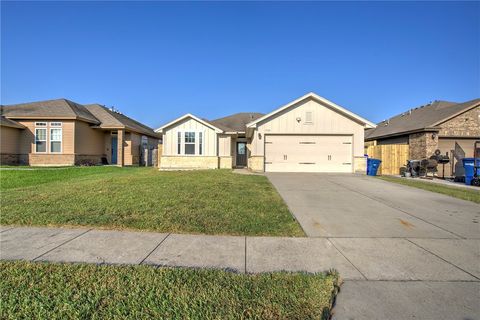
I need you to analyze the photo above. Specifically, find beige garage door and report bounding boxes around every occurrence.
[265,135,353,172]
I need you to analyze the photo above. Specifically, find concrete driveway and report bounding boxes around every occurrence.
[267,173,480,320]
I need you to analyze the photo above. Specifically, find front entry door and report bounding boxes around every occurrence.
[236,142,247,167]
[111,136,118,165]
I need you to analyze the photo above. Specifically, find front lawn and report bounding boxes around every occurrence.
[0,167,304,236]
[0,261,339,319]
[377,176,480,204]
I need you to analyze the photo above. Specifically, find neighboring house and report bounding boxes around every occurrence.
[156,92,375,173]
[0,99,160,166]
[365,98,480,177]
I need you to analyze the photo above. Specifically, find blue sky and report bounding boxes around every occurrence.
[1,1,479,128]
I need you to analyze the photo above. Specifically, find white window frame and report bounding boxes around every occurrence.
[176,131,204,156]
[35,127,47,153]
[35,122,47,127]
[184,131,196,155]
[50,122,62,127]
[49,127,62,153]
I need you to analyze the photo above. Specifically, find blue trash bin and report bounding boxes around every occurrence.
[462,158,480,185]
[367,158,382,176]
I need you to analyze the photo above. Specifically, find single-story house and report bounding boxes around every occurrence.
[156,92,375,173]
[0,99,160,166]
[365,98,480,177]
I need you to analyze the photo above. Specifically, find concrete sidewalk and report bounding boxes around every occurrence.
[1,226,479,280]
[1,226,479,319]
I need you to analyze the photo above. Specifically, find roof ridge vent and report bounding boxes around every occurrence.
[109,106,123,115]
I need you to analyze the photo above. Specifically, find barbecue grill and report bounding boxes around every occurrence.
[430,150,450,179]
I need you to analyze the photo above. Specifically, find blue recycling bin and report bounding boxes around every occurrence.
[462,158,480,185]
[367,158,382,176]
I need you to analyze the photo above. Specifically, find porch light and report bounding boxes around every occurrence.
[258,133,262,140]
[296,117,301,122]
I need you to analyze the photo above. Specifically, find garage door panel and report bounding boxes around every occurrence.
[265,135,353,173]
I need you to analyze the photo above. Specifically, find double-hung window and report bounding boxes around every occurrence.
[184,132,195,155]
[34,122,62,153]
[35,127,47,153]
[50,128,62,153]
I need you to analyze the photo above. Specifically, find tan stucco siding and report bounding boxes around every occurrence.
[74,121,105,155]
[162,117,217,156]
[124,132,140,165]
[0,126,22,154]
[250,98,365,157]
[218,135,232,157]
[15,120,75,154]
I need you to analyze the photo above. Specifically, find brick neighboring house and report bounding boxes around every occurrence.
[0,99,160,166]
[365,98,480,177]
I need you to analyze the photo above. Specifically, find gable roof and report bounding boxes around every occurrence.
[84,104,159,138]
[0,116,25,129]
[210,113,264,133]
[246,92,376,129]
[1,99,100,124]
[365,98,480,140]
[155,113,225,133]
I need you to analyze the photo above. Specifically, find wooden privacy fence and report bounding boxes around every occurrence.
[366,145,409,175]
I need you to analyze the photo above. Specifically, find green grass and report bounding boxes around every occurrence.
[0,261,339,320]
[377,176,480,204]
[0,167,303,236]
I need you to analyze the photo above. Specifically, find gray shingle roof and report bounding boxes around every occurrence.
[1,99,159,138]
[84,104,159,138]
[210,112,265,132]
[0,116,25,129]
[1,99,100,124]
[365,99,480,140]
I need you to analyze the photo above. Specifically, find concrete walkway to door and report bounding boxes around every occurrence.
[266,173,480,320]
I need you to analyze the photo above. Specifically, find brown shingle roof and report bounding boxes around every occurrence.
[0,116,25,129]
[84,104,159,138]
[210,112,265,132]
[365,98,480,140]
[1,99,100,124]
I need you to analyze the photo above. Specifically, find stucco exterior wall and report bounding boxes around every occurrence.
[124,132,139,165]
[162,117,217,156]
[74,121,105,156]
[1,126,21,154]
[250,98,365,158]
[14,119,75,155]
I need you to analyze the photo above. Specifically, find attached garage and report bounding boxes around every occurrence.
[265,135,353,172]
[246,93,376,173]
